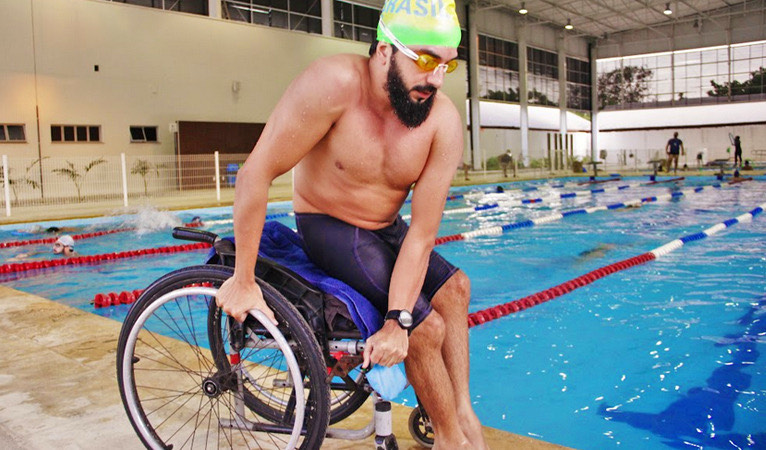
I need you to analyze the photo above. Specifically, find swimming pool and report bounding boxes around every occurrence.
[2,176,765,449]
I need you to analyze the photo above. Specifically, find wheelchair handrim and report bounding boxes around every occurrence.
[120,286,305,450]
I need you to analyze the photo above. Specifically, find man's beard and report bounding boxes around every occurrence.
[386,56,436,129]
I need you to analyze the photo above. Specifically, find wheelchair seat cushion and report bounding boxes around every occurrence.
[257,221,384,339]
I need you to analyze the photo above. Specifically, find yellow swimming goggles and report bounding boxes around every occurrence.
[378,19,459,75]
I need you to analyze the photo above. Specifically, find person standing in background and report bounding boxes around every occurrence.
[733,135,743,168]
[665,132,685,174]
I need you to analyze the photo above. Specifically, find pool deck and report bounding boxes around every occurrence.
[0,285,570,449]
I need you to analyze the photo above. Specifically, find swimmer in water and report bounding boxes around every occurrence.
[576,243,616,263]
[52,235,77,257]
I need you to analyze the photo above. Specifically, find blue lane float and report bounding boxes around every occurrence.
[434,180,750,246]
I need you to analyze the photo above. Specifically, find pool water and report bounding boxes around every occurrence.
[2,177,765,449]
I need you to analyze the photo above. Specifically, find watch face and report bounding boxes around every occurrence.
[399,310,414,328]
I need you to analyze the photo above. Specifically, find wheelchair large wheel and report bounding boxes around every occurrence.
[327,365,370,424]
[117,265,329,449]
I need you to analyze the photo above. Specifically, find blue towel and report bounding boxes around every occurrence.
[258,221,383,339]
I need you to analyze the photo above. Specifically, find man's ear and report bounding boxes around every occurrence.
[376,41,392,64]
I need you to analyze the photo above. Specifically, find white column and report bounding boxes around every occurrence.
[214,151,221,202]
[468,2,481,169]
[321,0,333,37]
[208,0,221,19]
[120,153,129,207]
[558,34,568,137]
[590,43,598,163]
[2,155,11,217]
[518,21,529,167]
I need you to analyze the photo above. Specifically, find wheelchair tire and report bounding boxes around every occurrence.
[117,265,329,450]
[327,370,370,424]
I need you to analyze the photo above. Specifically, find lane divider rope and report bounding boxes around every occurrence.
[0,241,211,274]
[0,211,293,248]
[466,201,765,328]
[90,282,215,308]
[404,177,687,221]
[434,180,749,246]
[0,228,131,249]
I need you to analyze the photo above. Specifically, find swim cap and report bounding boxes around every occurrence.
[56,235,75,248]
[377,0,461,48]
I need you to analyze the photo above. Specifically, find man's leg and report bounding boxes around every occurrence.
[406,311,471,448]
[428,270,488,448]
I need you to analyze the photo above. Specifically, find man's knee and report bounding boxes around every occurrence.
[411,310,446,348]
[449,270,471,309]
[432,270,471,313]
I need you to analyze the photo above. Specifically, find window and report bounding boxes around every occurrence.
[130,126,159,143]
[597,41,766,110]
[108,0,208,15]
[479,35,520,102]
[566,57,591,111]
[224,0,322,34]
[0,124,26,142]
[51,125,101,143]
[528,47,559,106]
[333,0,379,44]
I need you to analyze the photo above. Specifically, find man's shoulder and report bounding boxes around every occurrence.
[307,54,367,87]
[431,92,461,126]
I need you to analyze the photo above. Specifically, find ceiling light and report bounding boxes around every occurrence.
[564,18,573,30]
[519,2,528,14]
[663,3,672,15]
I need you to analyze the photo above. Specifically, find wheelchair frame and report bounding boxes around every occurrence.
[116,226,434,449]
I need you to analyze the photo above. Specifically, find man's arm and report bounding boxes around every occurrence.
[362,100,464,368]
[216,57,353,322]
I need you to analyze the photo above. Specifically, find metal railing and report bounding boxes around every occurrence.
[0,152,293,218]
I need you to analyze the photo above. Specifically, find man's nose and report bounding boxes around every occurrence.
[425,66,446,88]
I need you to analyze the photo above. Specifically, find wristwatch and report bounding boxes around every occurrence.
[385,309,414,330]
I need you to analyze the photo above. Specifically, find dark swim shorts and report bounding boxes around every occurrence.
[295,213,459,330]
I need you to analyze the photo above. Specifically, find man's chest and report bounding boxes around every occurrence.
[322,109,433,186]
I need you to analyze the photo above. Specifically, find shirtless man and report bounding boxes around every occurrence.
[215,1,487,448]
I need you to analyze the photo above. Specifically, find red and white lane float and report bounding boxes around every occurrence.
[466,201,765,328]
[0,242,211,275]
[92,282,213,308]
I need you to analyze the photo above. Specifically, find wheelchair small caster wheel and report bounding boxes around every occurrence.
[408,406,434,448]
[375,433,398,450]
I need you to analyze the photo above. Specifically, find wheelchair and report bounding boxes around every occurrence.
[116,225,435,449]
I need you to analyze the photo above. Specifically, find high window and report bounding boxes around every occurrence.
[333,0,377,43]
[479,35,519,102]
[527,47,559,106]
[566,57,591,111]
[597,41,766,110]
[223,0,321,34]
[107,0,208,15]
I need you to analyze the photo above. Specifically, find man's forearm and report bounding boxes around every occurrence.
[231,168,272,281]
[387,234,432,312]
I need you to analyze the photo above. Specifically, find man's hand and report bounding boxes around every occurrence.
[362,320,409,369]
[216,276,278,325]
